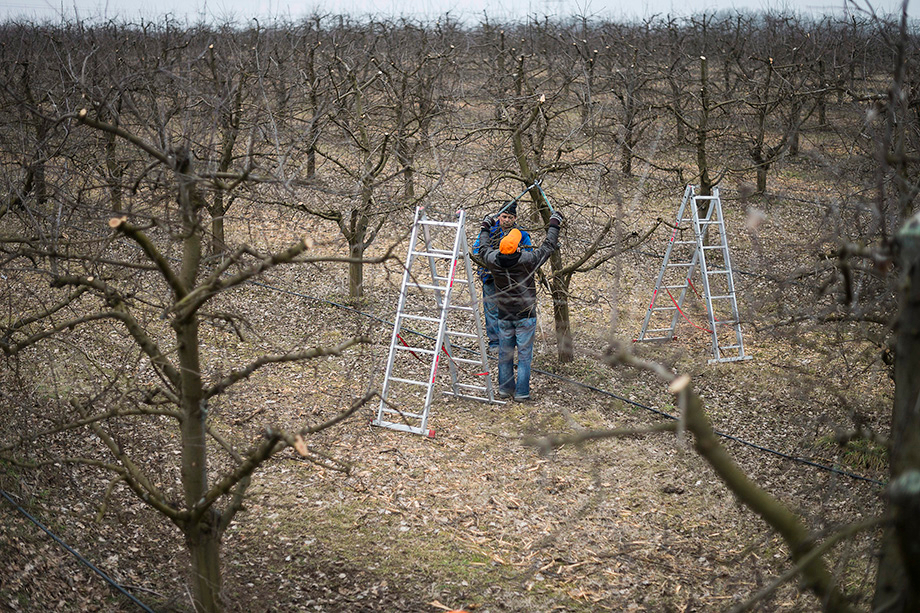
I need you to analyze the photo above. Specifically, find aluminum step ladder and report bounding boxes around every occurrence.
[636,185,751,363]
[373,206,500,437]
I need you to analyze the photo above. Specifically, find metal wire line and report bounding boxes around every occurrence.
[248,279,886,488]
[0,489,157,613]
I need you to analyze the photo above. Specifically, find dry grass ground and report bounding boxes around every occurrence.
[1,159,891,612]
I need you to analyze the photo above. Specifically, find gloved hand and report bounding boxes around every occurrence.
[481,214,495,231]
[549,210,564,227]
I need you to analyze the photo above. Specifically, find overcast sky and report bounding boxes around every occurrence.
[0,0,915,25]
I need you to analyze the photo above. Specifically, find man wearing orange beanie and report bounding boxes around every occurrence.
[478,209,563,401]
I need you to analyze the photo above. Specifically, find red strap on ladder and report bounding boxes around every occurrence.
[396,333,488,377]
[665,289,713,333]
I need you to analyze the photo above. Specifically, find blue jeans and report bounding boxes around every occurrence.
[481,281,500,349]
[497,317,537,399]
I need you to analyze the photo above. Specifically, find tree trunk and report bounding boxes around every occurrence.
[209,192,226,259]
[346,200,369,300]
[697,56,713,197]
[550,262,573,363]
[874,211,920,612]
[186,510,224,613]
[348,234,365,300]
[756,164,768,194]
[620,122,633,176]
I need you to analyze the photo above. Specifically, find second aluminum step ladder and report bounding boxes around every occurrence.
[636,185,751,363]
[373,206,500,437]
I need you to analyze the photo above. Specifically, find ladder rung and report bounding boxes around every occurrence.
[419,219,461,228]
[455,383,487,390]
[663,284,688,289]
[638,335,673,341]
[709,295,735,300]
[646,328,675,333]
[443,391,503,403]
[409,282,449,291]
[651,307,678,312]
[666,263,693,268]
[698,220,723,225]
[394,345,435,355]
[400,314,442,323]
[388,376,429,387]
[673,240,696,245]
[372,420,434,436]
[448,356,485,365]
[446,331,478,339]
[411,250,454,258]
[708,269,730,274]
[447,305,473,312]
[378,407,425,419]
[434,276,469,284]
[719,344,742,350]
[702,245,726,250]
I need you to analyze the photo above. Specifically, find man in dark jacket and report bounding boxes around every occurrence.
[479,210,563,401]
[472,202,532,353]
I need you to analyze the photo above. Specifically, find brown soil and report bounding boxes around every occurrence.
[1,181,890,613]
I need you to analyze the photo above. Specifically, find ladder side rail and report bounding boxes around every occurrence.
[457,212,496,399]
[418,236,463,434]
[711,191,748,359]
[690,196,722,361]
[438,214,467,396]
[376,207,425,425]
[638,184,694,341]
[665,187,707,336]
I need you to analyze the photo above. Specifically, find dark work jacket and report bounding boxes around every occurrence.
[479,224,560,320]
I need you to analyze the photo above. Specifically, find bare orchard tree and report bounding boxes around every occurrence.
[489,43,655,362]
[0,22,382,613]
[536,4,920,611]
[295,22,404,301]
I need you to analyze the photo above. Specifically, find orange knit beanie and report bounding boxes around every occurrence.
[499,229,522,254]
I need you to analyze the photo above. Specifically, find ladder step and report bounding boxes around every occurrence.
[673,240,696,245]
[442,391,505,404]
[651,307,678,312]
[389,376,429,387]
[394,345,435,355]
[446,330,478,339]
[419,219,461,228]
[378,407,426,419]
[447,305,473,312]
[698,220,724,225]
[709,355,753,364]
[448,356,485,366]
[400,314,442,323]
[666,263,693,268]
[709,295,735,300]
[708,269,730,274]
[411,250,454,258]
[455,383,487,391]
[409,282,449,291]
[702,245,727,250]
[719,344,742,350]
[372,420,435,437]
[434,276,469,284]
